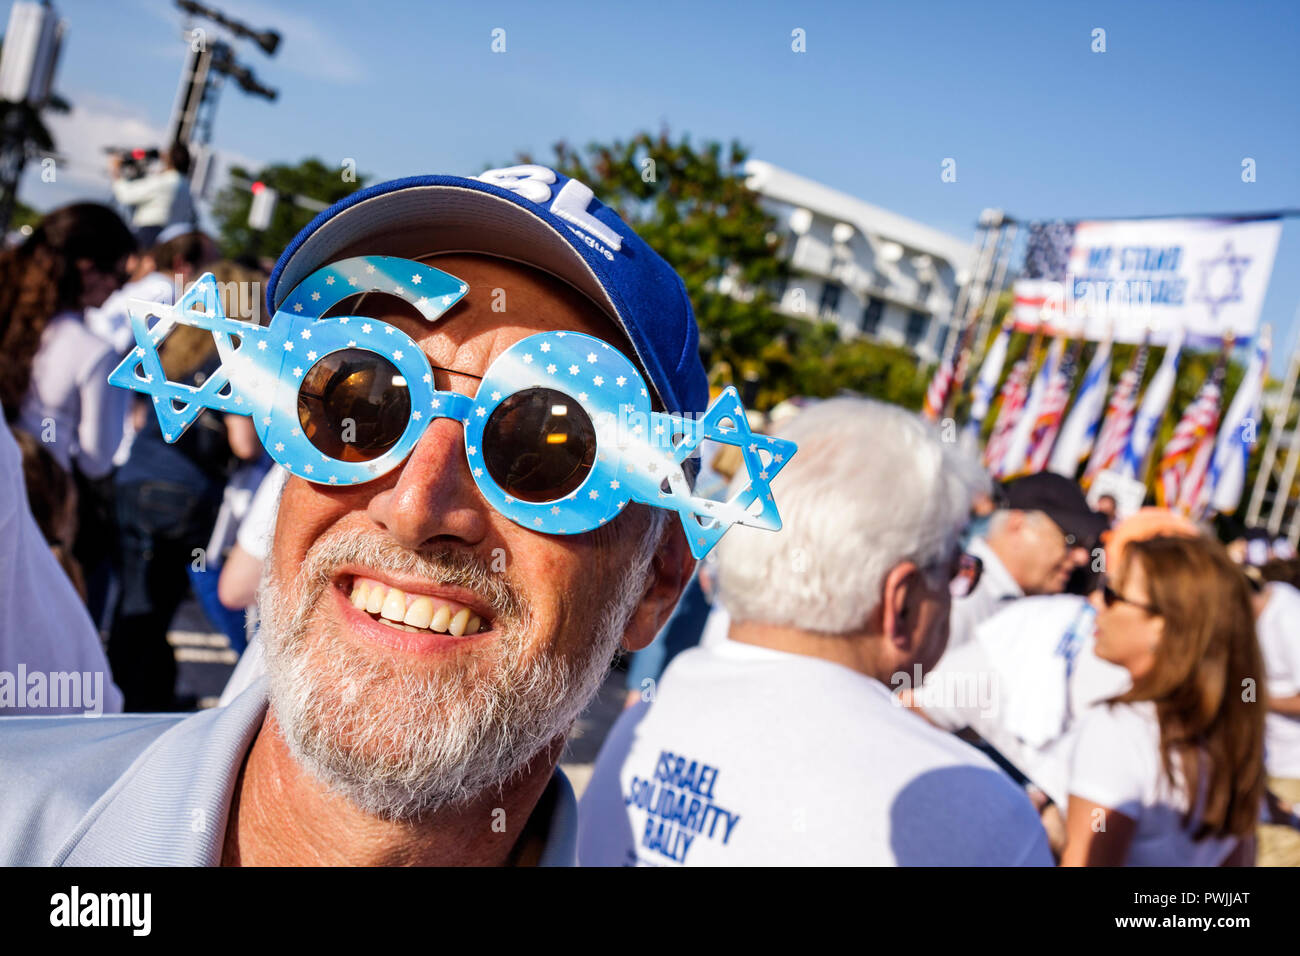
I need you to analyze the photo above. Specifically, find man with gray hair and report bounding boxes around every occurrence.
[577,398,1053,865]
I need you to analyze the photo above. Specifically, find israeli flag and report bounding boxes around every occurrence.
[1000,335,1063,477]
[963,322,1012,446]
[1118,328,1184,481]
[1049,339,1112,477]
[1206,328,1270,514]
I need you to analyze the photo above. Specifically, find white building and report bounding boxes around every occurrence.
[743,160,974,362]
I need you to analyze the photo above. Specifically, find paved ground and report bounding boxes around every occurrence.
[168,598,628,799]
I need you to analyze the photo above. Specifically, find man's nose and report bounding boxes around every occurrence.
[366,418,491,550]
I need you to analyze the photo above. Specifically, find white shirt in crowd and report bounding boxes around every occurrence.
[16,311,127,479]
[1257,581,1300,779]
[0,418,122,715]
[577,638,1053,866]
[915,594,1131,807]
[111,169,194,230]
[84,271,178,466]
[85,271,176,356]
[216,466,287,707]
[947,537,1023,652]
[1068,701,1238,866]
[235,465,287,562]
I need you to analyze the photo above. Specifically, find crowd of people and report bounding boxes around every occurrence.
[0,164,1296,868]
[0,192,277,713]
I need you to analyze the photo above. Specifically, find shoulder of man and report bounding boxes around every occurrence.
[0,714,184,865]
[886,718,1055,865]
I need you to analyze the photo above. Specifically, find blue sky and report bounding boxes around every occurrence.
[17,0,1300,368]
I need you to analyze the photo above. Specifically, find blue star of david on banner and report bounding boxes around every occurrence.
[106,255,796,558]
[1193,240,1252,320]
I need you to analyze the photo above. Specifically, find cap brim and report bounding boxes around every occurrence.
[269,183,662,404]
[1057,510,1109,548]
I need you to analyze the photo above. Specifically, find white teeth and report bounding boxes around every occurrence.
[404,596,434,629]
[352,578,487,636]
[448,608,471,637]
[380,587,408,622]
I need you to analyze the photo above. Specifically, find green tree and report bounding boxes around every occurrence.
[521,130,795,387]
[210,157,366,260]
[518,129,929,410]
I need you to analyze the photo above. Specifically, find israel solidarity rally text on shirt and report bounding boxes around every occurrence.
[624,750,741,864]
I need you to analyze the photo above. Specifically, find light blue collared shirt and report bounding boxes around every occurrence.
[0,677,578,866]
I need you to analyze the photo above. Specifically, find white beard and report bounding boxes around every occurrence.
[258,529,656,821]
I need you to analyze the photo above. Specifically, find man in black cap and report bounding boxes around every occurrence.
[948,472,1106,653]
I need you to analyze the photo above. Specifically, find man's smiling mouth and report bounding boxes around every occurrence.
[346,575,492,637]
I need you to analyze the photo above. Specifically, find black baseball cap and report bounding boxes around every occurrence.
[1000,472,1108,549]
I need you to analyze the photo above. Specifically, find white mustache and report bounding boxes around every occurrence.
[299,530,531,628]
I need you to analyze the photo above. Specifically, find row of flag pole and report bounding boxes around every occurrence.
[923,320,1271,519]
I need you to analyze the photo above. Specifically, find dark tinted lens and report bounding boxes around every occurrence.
[482,387,595,502]
[297,348,410,462]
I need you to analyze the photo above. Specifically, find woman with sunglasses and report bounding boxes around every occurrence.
[1061,534,1267,866]
[0,203,136,478]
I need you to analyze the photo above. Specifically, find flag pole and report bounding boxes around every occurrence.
[971,220,1019,371]
[948,220,1019,415]
[1268,427,1300,536]
[1246,298,1300,526]
[941,211,1000,362]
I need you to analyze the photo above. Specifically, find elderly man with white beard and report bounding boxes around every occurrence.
[0,167,795,866]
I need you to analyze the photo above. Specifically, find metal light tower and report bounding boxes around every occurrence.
[166,1,279,201]
[0,0,65,232]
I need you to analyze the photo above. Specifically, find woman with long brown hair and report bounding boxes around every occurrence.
[1062,534,1267,865]
[0,202,136,477]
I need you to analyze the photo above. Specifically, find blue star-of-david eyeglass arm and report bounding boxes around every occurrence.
[107,255,797,558]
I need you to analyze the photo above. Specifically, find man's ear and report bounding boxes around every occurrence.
[881,560,922,653]
[620,518,696,653]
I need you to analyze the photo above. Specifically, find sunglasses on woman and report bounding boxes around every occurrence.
[107,255,797,559]
[1101,584,1159,615]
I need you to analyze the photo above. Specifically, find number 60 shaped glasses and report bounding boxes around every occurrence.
[107,255,797,558]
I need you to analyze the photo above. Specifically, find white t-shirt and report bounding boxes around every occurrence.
[1068,701,1237,866]
[16,312,127,478]
[577,639,1053,866]
[1257,582,1300,778]
[0,418,123,715]
[916,594,1131,806]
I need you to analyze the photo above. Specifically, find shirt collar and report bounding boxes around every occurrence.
[969,537,1024,601]
[56,677,578,866]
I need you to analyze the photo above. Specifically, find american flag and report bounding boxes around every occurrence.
[1022,221,1076,280]
[1083,344,1148,485]
[1025,343,1081,473]
[983,358,1031,474]
[1013,221,1077,327]
[922,352,955,422]
[1158,357,1228,513]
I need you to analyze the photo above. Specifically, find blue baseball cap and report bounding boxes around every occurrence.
[266,164,708,414]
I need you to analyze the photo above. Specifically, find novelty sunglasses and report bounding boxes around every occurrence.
[107,255,796,558]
